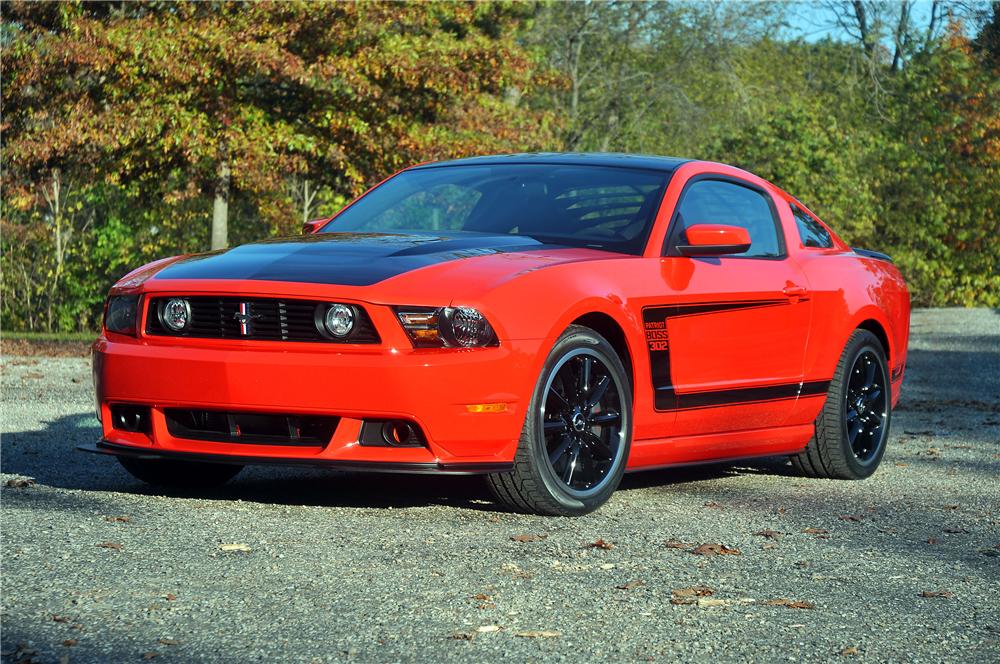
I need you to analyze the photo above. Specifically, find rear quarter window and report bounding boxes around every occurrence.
[791,203,834,249]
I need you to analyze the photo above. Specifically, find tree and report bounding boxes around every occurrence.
[2,1,558,331]
[4,1,557,247]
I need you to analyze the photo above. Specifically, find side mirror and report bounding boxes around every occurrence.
[302,217,332,234]
[676,224,751,256]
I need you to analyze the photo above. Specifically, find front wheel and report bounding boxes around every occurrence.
[487,325,633,516]
[118,456,244,488]
[791,329,891,479]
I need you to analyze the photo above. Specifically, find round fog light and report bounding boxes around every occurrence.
[324,303,355,337]
[161,298,191,332]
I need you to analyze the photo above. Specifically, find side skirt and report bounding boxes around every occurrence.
[626,423,814,470]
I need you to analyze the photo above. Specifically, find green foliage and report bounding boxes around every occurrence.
[1,1,997,333]
[2,1,557,331]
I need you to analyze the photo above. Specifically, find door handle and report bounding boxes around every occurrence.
[783,284,808,297]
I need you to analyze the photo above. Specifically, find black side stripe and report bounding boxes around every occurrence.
[642,300,826,412]
[665,380,830,411]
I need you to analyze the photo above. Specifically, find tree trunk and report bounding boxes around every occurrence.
[211,161,231,250]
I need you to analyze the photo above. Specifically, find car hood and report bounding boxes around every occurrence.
[148,232,616,288]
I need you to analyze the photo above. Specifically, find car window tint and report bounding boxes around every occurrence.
[675,180,781,257]
[326,165,672,255]
[791,203,834,248]
[552,184,662,239]
[367,184,481,231]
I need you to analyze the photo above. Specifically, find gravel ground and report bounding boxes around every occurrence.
[2,308,998,663]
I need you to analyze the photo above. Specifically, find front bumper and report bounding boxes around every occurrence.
[92,333,541,469]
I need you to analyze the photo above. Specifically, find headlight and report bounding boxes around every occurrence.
[104,295,139,336]
[395,306,498,348]
[323,303,355,338]
[159,298,191,332]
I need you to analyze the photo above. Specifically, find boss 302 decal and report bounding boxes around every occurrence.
[642,301,829,411]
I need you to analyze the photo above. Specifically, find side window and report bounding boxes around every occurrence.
[791,203,834,248]
[673,179,782,257]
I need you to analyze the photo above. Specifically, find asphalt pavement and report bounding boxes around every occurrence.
[2,308,998,662]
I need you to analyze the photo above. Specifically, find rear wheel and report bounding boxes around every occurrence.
[791,329,890,479]
[117,457,243,488]
[487,325,632,516]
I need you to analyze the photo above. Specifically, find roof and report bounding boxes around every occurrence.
[410,152,691,173]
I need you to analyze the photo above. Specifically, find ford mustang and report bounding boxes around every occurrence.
[82,153,910,515]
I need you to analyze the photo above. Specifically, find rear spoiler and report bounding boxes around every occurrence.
[853,248,893,263]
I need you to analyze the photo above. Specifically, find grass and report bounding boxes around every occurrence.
[2,331,98,342]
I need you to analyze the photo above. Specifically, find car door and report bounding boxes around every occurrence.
[647,176,814,436]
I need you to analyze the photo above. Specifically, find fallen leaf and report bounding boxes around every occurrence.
[762,542,778,550]
[143,653,158,661]
[927,538,937,544]
[664,538,695,549]
[840,646,860,656]
[838,515,863,522]
[669,585,714,605]
[165,593,177,601]
[754,529,782,539]
[105,516,131,523]
[587,539,613,550]
[703,501,724,509]
[802,528,829,535]
[158,638,179,646]
[615,580,644,590]
[4,477,35,488]
[62,639,77,647]
[514,630,560,638]
[697,598,731,607]
[96,541,123,551]
[511,534,547,543]
[52,615,70,623]
[894,462,909,467]
[919,590,953,598]
[450,631,475,641]
[219,543,251,552]
[476,625,501,633]
[943,527,968,534]
[473,593,491,601]
[676,585,714,597]
[690,543,741,556]
[764,598,815,609]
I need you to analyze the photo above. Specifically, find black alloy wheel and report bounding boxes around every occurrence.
[844,350,888,463]
[791,328,891,479]
[487,325,632,516]
[541,348,625,494]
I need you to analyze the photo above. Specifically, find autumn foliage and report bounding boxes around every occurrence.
[1,1,997,332]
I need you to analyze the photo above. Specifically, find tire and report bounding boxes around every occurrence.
[791,329,891,479]
[487,325,633,516]
[117,456,243,488]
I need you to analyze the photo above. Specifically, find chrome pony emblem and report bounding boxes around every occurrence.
[233,302,261,335]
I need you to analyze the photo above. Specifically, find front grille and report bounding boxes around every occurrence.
[145,296,379,343]
[164,408,339,446]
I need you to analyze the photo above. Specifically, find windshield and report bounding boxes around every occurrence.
[321,164,673,255]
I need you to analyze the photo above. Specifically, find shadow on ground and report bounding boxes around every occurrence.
[2,412,800,513]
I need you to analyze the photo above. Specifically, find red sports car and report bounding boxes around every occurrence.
[84,154,910,515]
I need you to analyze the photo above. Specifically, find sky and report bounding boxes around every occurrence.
[782,0,944,42]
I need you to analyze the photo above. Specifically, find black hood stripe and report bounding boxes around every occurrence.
[153,232,570,286]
